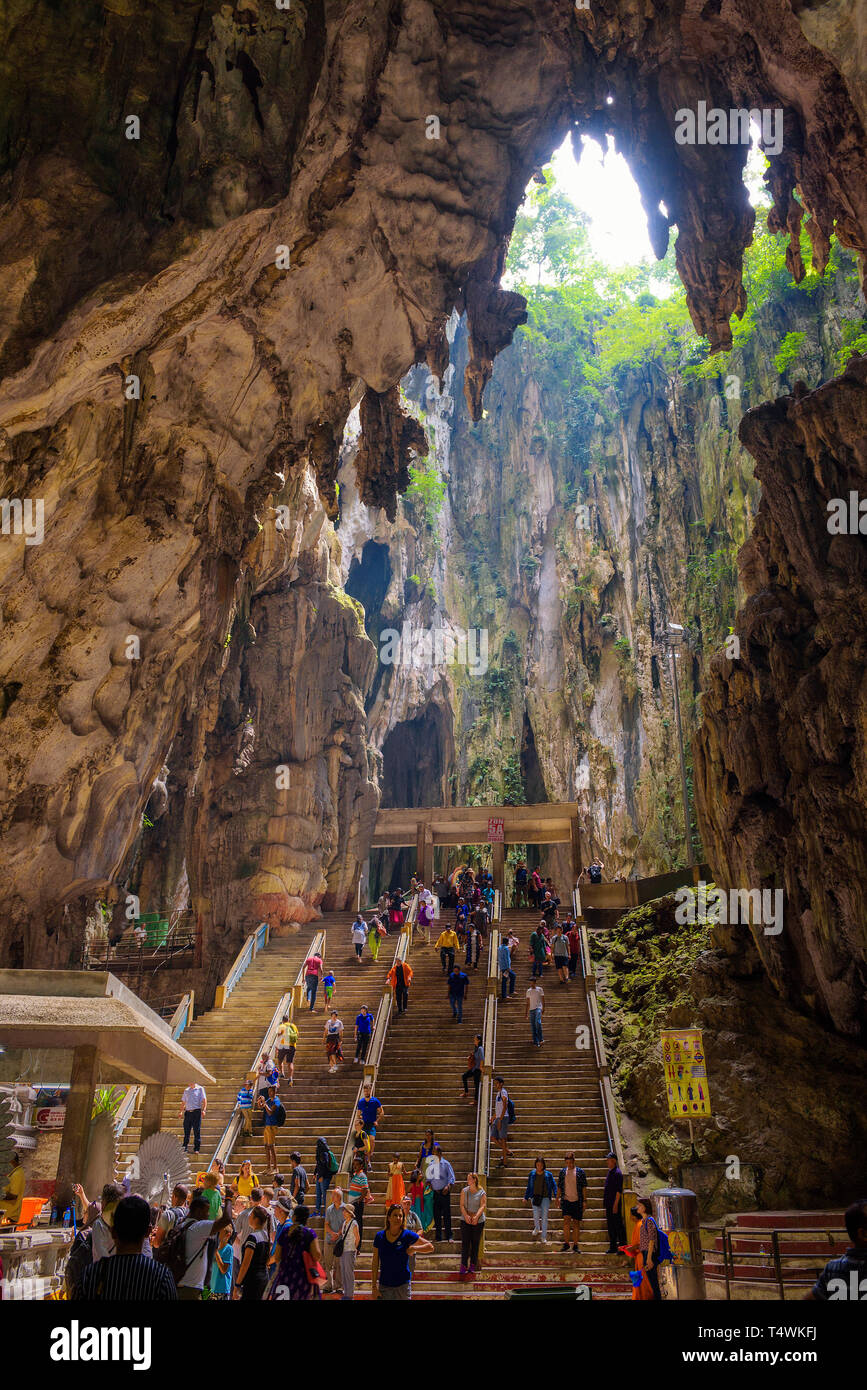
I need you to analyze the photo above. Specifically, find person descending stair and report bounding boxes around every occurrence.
[447,964,469,1022]
[557,1151,588,1253]
[436,923,459,974]
[351,915,368,961]
[324,1011,345,1074]
[523,1157,558,1245]
[525,978,545,1047]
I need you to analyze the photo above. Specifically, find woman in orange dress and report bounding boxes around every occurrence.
[384,1154,406,1205]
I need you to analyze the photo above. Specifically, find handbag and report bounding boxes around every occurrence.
[333,1217,357,1259]
[302,1249,328,1289]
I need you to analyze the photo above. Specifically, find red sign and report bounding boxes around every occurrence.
[36,1106,66,1130]
[487,817,504,843]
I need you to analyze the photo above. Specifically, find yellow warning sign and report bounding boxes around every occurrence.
[661,1028,712,1118]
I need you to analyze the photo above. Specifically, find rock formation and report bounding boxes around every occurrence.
[695,356,867,1039]
[1,0,866,1028]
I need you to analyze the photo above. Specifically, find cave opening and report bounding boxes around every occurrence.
[345,540,391,640]
[370,704,449,896]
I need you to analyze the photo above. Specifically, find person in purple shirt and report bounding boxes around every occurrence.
[603,1152,626,1252]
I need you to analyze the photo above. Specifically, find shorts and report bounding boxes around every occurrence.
[263,1126,276,1143]
[562,1199,583,1220]
[492,1115,510,1139]
[277,1046,296,1063]
[363,1124,377,1138]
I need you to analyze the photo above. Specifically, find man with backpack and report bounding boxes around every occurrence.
[490,1076,515,1164]
[257,1084,285,1172]
[275,1014,299,1084]
[152,1184,190,1248]
[588,858,604,885]
[156,1191,233,1300]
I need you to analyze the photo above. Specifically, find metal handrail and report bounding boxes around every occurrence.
[474,927,499,1179]
[169,990,195,1040]
[113,1084,142,1139]
[209,931,324,1166]
[578,919,625,1171]
[338,923,412,1176]
[703,1221,847,1300]
[214,922,271,1009]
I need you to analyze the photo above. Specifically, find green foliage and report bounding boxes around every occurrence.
[405,460,447,542]
[92,1086,125,1121]
[774,330,806,375]
[501,753,525,805]
[480,666,515,716]
[837,318,867,371]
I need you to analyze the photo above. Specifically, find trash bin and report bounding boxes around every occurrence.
[651,1186,706,1300]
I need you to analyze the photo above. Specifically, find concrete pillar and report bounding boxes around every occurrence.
[570,816,583,881]
[139,1084,165,1143]
[55,1044,99,1216]
[492,840,505,900]
[422,827,434,888]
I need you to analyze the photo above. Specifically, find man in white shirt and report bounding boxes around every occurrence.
[490,1075,514,1163]
[176,1193,233,1300]
[179,1081,207,1154]
[525,982,545,1047]
[351,916,368,961]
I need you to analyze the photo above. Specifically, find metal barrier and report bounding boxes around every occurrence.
[214,922,271,1009]
[577,920,625,1172]
[337,915,415,1179]
[209,931,325,1167]
[709,1222,847,1300]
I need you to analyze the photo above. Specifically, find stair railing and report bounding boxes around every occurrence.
[168,989,195,1040]
[208,930,325,1167]
[337,918,413,1181]
[473,926,500,1261]
[113,1084,143,1141]
[578,919,625,1172]
[474,926,500,1177]
[214,922,271,1009]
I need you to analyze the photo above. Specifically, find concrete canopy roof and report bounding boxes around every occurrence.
[0,970,214,1087]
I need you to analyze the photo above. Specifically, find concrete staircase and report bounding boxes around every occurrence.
[116,928,317,1173]
[478,908,631,1299]
[349,927,486,1297]
[345,909,631,1299]
[230,915,392,1203]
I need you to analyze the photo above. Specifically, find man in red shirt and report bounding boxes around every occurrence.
[303,951,323,1011]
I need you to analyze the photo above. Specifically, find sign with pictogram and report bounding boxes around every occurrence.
[661,1028,712,1118]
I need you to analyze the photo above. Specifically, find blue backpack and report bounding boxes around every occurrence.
[648,1217,672,1263]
